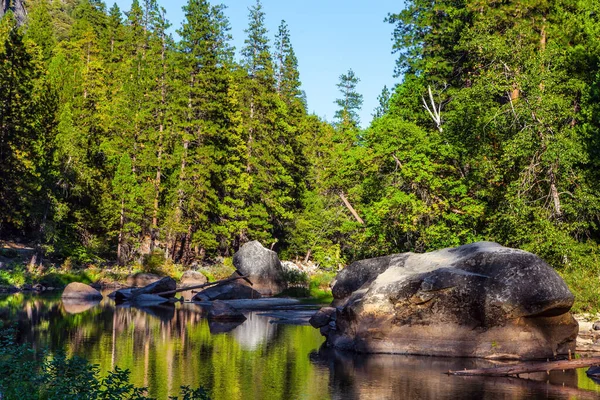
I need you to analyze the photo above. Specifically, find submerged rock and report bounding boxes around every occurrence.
[62,282,103,301]
[312,242,578,360]
[233,241,287,296]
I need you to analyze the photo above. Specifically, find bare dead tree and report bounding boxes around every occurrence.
[422,85,444,133]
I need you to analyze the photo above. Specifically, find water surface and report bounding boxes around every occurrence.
[1,292,600,399]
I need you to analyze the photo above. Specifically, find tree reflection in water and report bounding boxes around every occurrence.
[2,293,600,400]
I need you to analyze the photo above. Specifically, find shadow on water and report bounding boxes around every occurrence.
[2,292,600,399]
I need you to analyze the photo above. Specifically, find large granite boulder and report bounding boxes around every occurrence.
[312,242,578,360]
[192,282,261,301]
[62,282,103,301]
[233,241,287,296]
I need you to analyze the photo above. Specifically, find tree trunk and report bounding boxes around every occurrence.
[117,197,125,265]
[339,192,364,225]
[448,356,600,377]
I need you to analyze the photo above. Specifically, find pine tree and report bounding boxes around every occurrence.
[25,0,56,61]
[372,85,390,120]
[240,0,299,247]
[334,68,363,131]
[274,20,302,109]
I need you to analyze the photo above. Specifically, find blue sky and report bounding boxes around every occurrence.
[112,0,402,127]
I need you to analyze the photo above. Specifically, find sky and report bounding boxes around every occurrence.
[113,0,402,127]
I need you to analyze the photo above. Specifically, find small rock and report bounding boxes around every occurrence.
[126,273,161,287]
[32,283,45,291]
[309,307,336,328]
[180,270,208,286]
[62,282,103,301]
[593,321,600,331]
[208,300,247,321]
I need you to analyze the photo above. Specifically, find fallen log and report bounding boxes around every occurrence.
[153,275,252,298]
[447,356,600,377]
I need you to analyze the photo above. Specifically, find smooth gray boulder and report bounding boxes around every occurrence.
[192,282,261,301]
[180,270,207,286]
[313,242,578,360]
[208,300,247,321]
[62,282,103,301]
[233,241,287,296]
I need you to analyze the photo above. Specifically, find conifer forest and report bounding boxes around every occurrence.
[2,0,600,307]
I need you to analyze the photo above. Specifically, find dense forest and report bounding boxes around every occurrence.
[2,0,600,305]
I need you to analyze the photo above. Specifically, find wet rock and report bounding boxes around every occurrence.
[113,276,176,302]
[62,282,103,301]
[593,322,600,331]
[233,241,287,296]
[32,283,45,292]
[309,307,336,328]
[207,300,247,321]
[316,242,578,360]
[192,282,261,301]
[180,270,207,286]
[126,273,161,287]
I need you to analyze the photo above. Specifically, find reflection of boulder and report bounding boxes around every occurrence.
[62,299,100,314]
[208,320,245,334]
[315,242,578,359]
[233,241,287,296]
[312,347,586,400]
[231,312,276,350]
[207,301,246,321]
[62,282,103,301]
[117,303,175,322]
[192,282,261,301]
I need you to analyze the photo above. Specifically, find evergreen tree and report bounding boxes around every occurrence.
[334,69,363,131]
[372,85,390,120]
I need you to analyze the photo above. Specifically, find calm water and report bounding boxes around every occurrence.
[1,292,600,399]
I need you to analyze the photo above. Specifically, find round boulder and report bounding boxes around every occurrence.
[233,241,287,296]
[62,282,103,301]
[317,242,578,360]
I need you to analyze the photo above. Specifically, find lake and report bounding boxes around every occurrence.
[1,291,600,399]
